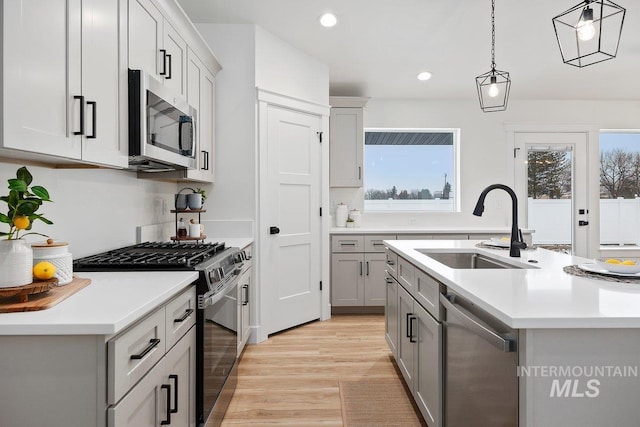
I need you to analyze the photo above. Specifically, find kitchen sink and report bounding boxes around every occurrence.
[417,250,535,269]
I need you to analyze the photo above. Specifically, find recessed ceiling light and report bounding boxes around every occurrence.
[417,71,432,81]
[319,13,338,28]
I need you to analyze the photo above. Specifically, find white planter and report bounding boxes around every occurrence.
[0,239,33,288]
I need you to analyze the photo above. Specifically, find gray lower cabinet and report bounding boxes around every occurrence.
[391,258,442,427]
[109,286,197,427]
[108,326,196,427]
[0,285,197,427]
[385,272,399,358]
[331,235,393,308]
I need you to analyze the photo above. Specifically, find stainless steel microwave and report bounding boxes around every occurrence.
[128,69,197,171]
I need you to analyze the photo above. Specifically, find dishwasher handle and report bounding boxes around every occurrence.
[440,293,515,353]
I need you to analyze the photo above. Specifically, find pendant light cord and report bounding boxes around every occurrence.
[491,0,496,72]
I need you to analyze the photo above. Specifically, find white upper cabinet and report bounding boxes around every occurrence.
[329,97,369,187]
[1,0,127,168]
[129,0,187,99]
[185,49,216,183]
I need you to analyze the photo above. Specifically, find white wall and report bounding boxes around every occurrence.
[194,24,257,221]
[0,163,176,258]
[195,23,330,222]
[331,99,640,228]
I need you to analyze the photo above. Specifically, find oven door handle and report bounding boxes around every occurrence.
[201,280,240,308]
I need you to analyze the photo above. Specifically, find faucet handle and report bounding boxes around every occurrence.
[515,229,527,249]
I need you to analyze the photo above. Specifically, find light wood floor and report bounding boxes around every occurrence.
[219,314,419,426]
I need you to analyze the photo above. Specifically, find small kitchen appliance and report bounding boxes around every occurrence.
[74,241,248,427]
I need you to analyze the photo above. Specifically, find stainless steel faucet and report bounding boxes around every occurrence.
[473,184,527,257]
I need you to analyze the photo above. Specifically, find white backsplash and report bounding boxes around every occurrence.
[0,162,177,258]
[137,220,254,243]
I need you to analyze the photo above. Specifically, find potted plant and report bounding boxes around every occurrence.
[346,217,355,228]
[0,166,53,287]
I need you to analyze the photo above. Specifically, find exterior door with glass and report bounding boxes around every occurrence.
[513,132,589,257]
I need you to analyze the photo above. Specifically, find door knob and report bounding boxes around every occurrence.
[270,226,280,235]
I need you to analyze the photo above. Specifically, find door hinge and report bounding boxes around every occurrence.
[320,280,323,291]
[317,131,323,143]
[319,207,322,217]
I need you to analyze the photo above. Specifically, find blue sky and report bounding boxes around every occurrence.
[600,132,640,152]
[364,145,453,193]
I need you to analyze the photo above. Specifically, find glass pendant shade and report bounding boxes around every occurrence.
[476,69,511,112]
[552,0,625,67]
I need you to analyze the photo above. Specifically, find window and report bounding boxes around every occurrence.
[363,129,458,212]
[599,131,640,247]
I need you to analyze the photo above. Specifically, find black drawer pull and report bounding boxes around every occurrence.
[161,383,171,425]
[340,243,356,246]
[130,338,161,360]
[174,308,194,323]
[386,260,396,266]
[169,374,179,413]
[373,242,384,246]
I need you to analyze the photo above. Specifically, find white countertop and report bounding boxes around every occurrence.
[0,271,199,336]
[385,240,640,329]
[332,226,534,234]
[209,237,253,250]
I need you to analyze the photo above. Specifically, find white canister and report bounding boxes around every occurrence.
[32,240,73,285]
[335,203,348,227]
[0,239,33,288]
[348,209,362,227]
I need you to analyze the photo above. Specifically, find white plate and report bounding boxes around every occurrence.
[577,263,640,278]
[482,238,510,248]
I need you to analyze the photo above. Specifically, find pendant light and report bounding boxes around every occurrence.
[552,0,626,68]
[475,0,511,113]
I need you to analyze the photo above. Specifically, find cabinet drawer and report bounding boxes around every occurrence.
[385,248,398,278]
[398,256,415,292]
[364,235,396,253]
[108,308,166,405]
[165,286,196,351]
[331,235,364,252]
[415,269,442,320]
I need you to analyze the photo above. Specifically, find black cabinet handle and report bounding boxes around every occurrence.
[159,49,167,76]
[130,338,160,360]
[386,260,395,266]
[87,101,97,139]
[166,54,172,79]
[169,374,178,414]
[161,384,171,425]
[242,284,249,305]
[73,95,85,135]
[174,308,194,323]
[269,226,280,235]
[202,150,209,170]
[409,316,417,343]
[359,262,363,276]
[366,261,369,276]
[406,313,415,338]
[386,278,393,284]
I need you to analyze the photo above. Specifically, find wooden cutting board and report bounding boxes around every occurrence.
[0,277,91,313]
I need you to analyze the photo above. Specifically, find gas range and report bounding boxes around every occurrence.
[73,241,245,295]
[73,241,229,270]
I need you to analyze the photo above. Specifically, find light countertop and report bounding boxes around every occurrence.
[332,226,534,234]
[0,271,198,336]
[385,240,640,329]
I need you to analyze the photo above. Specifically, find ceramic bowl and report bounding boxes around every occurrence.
[595,258,640,274]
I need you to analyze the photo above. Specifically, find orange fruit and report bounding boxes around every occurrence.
[13,216,30,230]
[605,259,621,264]
[33,261,56,280]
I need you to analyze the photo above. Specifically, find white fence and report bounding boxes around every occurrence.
[528,197,640,245]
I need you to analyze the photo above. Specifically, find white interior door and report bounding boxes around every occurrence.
[514,132,589,257]
[263,104,322,335]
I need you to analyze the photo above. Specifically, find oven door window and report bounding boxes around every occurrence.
[203,283,238,413]
[146,90,194,156]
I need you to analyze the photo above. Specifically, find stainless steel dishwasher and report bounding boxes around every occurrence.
[440,292,518,427]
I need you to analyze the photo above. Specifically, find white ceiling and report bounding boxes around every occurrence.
[177,0,640,101]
